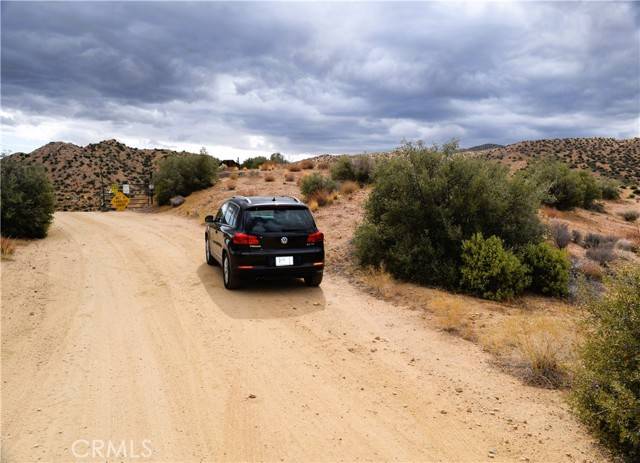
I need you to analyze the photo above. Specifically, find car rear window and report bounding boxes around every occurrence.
[243,207,314,233]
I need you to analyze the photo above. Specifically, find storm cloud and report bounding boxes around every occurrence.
[2,1,639,158]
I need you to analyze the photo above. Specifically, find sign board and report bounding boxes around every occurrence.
[122,183,130,195]
[111,191,130,211]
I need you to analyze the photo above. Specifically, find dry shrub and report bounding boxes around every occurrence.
[317,161,330,170]
[300,159,314,170]
[308,199,319,212]
[517,328,568,388]
[549,220,571,249]
[284,172,295,182]
[1,237,16,258]
[225,180,237,190]
[310,189,333,206]
[230,172,239,180]
[288,164,301,172]
[586,244,617,265]
[616,239,637,253]
[260,162,275,171]
[248,169,260,177]
[430,298,474,339]
[264,173,275,182]
[621,210,639,222]
[580,260,604,281]
[572,229,583,245]
[361,266,403,299]
[339,180,359,195]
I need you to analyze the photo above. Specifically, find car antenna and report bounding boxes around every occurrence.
[272,196,276,201]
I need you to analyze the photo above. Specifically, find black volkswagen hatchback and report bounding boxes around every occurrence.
[204,196,324,289]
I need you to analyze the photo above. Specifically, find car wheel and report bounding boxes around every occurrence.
[205,237,217,266]
[222,253,241,289]
[304,271,323,287]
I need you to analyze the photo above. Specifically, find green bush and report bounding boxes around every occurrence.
[571,265,640,460]
[153,155,219,205]
[299,173,336,200]
[600,178,621,200]
[269,152,287,164]
[330,155,374,184]
[520,242,570,297]
[1,159,55,238]
[354,142,544,289]
[460,233,530,301]
[519,160,605,210]
[241,156,268,169]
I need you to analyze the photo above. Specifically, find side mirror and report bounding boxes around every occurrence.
[205,215,214,223]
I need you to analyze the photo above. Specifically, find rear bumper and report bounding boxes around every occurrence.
[228,246,324,279]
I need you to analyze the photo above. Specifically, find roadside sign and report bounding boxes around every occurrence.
[111,191,130,211]
[122,183,130,195]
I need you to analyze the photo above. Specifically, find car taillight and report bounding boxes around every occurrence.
[307,231,324,244]
[233,232,260,245]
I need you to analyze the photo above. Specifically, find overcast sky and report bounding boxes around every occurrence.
[2,1,639,159]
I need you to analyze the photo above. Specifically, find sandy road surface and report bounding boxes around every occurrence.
[2,212,603,462]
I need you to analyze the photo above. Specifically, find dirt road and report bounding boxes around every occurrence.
[1,212,603,462]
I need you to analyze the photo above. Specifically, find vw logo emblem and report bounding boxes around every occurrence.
[281,236,288,244]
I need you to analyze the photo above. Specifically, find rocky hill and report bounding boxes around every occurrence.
[5,140,195,211]
[472,137,640,187]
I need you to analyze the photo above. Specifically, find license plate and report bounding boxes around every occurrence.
[276,256,294,266]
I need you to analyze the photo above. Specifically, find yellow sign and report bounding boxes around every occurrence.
[111,191,130,211]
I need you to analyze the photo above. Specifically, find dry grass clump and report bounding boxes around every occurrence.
[300,159,314,170]
[264,173,275,182]
[339,180,359,195]
[229,172,239,180]
[288,164,301,172]
[360,267,404,299]
[430,298,475,340]
[225,179,237,190]
[480,314,575,388]
[586,244,617,265]
[307,199,319,212]
[1,237,16,258]
[317,161,330,170]
[580,260,604,281]
[284,172,295,182]
[248,169,260,177]
[621,209,639,222]
[260,162,275,171]
[309,189,333,206]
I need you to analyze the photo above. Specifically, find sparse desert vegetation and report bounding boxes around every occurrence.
[1,236,16,258]
[153,155,219,205]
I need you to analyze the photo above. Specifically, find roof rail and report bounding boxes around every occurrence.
[284,195,301,203]
[232,195,251,204]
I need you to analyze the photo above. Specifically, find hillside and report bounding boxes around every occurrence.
[4,140,194,211]
[472,137,640,186]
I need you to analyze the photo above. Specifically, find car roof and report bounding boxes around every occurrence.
[228,196,305,209]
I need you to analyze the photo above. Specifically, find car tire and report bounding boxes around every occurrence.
[222,253,241,290]
[205,237,217,266]
[304,271,323,287]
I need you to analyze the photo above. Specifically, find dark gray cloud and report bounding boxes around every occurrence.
[2,1,638,157]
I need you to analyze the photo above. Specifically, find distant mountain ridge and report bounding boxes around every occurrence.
[4,139,195,211]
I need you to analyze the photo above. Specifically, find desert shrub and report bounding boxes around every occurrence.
[520,242,570,297]
[354,142,544,289]
[260,162,275,171]
[331,155,374,184]
[247,169,260,177]
[153,155,219,205]
[1,237,16,257]
[310,189,333,207]
[549,220,571,249]
[580,260,604,281]
[571,265,640,460]
[460,233,530,301]
[1,160,55,238]
[269,152,287,164]
[284,172,295,182]
[225,180,236,190]
[621,210,639,222]
[586,244,617,265]
[241,156,268,170]
[616,239,637,253]
[584,232,618,249]
[299,173,336,200]
[264,173,275,182]
[317,161,330,170]
[307,199,319,212]
[572,229,583,245]
[519,160,603,210]
[339,180,359,195]
[600,178,621,200]
[300,159,314,170]
[287,164,301,172]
